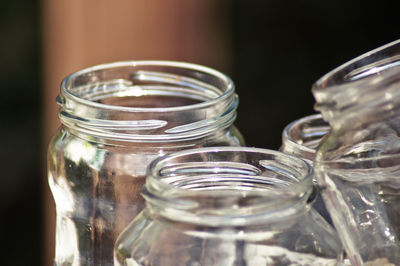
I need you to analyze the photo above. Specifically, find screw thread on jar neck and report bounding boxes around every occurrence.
[58,61,238,143]
[143,147,314,227]
[313,39,400,129]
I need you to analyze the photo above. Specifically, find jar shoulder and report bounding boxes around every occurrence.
[48,126,244,157]
[48,126,245,183]
[48,128,159,181]
[203,125,245,147]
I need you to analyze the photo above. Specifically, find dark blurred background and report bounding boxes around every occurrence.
[1,0,399,265]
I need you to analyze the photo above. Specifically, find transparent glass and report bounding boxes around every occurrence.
[280,114,329,163]
[47,61,244,265]
[114,147,344,265]
[280,114,332,224]
[313,39,400,265]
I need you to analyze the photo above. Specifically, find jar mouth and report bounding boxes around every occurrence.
[144,147,313,226]
[312,39,400,125]
[61,61,234,113]
[281,114,330,162]
[58,61,237,142]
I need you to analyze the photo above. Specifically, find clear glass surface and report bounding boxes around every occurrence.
[48,61,244,265]
[280,114,332,224]
[280,113,329,163]
[313,39,400,265]
[114,147,344,266]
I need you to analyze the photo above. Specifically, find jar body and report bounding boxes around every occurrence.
[115,207,342,266]
[47,61,244,265]
[313,40,400,265]
[114,147,344,266]
[48,126,242,265]
[315,122,400,265]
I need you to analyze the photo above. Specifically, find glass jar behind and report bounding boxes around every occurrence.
[313,39,400,265]
[114,147,344,266]
[280,114,332,224]
[47,61,244,265]
[280,114,329,163]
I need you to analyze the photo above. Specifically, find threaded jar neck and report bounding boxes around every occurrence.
[58,61,237,142]
[313,39,400,129]
[280,114,329,163]
[143,147,313,227]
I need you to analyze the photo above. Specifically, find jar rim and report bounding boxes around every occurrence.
[144,147,314,226]
[281,113,329,162]
[313,39,400,92]
[147,146,313,193]
[312,39,400,125]
[58,61,238,142]
[61,60,234,113]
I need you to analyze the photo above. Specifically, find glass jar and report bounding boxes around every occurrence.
[280,114,329,163]
[114,147,344,265]
[280,114,332,224]
[313,39,400,265]
[47,61,244,265]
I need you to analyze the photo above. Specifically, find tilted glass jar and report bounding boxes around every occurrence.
[47,61,244,265]
[114,147,344,265]
[280,114,332,224]
[313,39,400,265]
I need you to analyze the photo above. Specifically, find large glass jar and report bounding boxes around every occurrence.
[114,147,344,265]
[280,114,332,224]
[313,39,400,265]
[47,61,244,265]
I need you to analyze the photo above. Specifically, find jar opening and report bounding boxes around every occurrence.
[58,61,237,142]
[313,39,400,126]
[144,147,313,226]
[281,114,330,162]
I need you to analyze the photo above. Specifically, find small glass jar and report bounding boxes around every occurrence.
[313,39,400,265]
[280,114,332,224]
[47,61,244,265]
[280,114,329,163]
[114,147,344,265]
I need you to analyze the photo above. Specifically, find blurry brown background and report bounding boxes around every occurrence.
[1,0,399,265]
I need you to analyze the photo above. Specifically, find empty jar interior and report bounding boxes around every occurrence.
[145,147,313,225]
